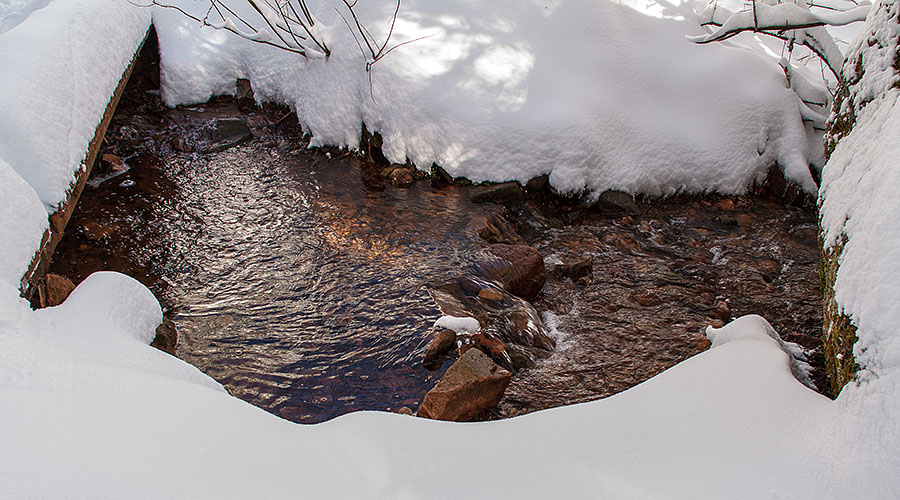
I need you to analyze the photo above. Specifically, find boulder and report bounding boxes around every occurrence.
[423,328,457,369]
[470,182,525,206]
[481,244,546,299]
[417,349,511,421]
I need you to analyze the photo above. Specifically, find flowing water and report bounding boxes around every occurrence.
[49,59,824,423]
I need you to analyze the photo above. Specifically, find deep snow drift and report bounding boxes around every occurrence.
[1,0,898,498]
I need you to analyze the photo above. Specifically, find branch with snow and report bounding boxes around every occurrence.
[691,0,870,77]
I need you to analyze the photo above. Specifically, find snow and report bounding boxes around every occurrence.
[0,158,46,290]
[151,0,820,197]
[434,315,480,334]
[0,0,151,210]
[818,2,900,489]
[1,0,899,498]
[0,297,857,498]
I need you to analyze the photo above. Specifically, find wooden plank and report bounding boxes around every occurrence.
[20,27,152,301]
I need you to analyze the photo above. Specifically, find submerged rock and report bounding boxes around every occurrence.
[481,244,546,299]
[200,119,252,153]
[389,167,415,187]
[477,213,523,245]
[553,256,593,281]
[417,348,511,421]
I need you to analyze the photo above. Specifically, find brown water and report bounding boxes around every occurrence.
[49,60,824,423]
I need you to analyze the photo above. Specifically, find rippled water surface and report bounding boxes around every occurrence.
[51,64,824,423]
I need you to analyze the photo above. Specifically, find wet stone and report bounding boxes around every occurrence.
[417,348,512,422]
[200,119,252,153]
[477,213,523,245]
[389,167,415,187]
[525,174,549,191]
[423,328,457,370]
[471,182,525,206]
[481,244,546,299]
[595,190,639,214]
[554,256,593,281]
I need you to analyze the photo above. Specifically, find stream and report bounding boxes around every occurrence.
[48,49,825,423]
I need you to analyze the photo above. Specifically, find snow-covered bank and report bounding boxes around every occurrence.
[152,0,819,197]
[1,0,899,498]
[0,0,150,210]
[819,0,900,489]
[0,289,851,498]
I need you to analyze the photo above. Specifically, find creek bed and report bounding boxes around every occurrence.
[48,64,824,423]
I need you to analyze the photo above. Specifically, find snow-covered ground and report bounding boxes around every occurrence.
[1,0,898,498]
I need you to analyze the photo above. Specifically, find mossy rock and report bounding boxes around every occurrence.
[818,230,859,397]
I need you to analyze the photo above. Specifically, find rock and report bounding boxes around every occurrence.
[423,328,458,370]
[477,214,523,244]
[200,119,252,153]
[604,233,640,254]
[505,344,535,370]
[397,406,414,415]
[151,317,178,355]
[235,78,254,101]
[101,153,126,172]
[508,310,555,350]
[713,198,735,211]
[713,215,738,227]
[470,182,525,206]
[458,342,474,357]
[81,220,118,241]
[525,174,549,192]
[417,349,511,421]
[481,244,546,299]
[521,200,566,229]
[708,300,731,322]
[756,259,780,283]
[40,273,75,307]
[473,333,508,359]
[695,335,712,351]
[430,165,454,186]
[554,256,593,280]
[477,287,504,303]
[594,190,638,214]
[389,167,415,187]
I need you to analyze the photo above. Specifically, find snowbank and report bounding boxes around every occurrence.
[0,299,851,499]
[152,0,818,197]
[0,0,150,209]
[819,0,900,489]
